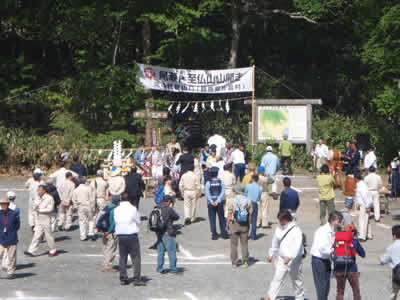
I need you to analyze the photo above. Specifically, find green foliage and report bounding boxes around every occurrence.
[89,131,137,149]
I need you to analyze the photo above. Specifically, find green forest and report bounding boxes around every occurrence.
[1,0,399,173]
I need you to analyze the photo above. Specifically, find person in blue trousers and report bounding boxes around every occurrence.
[205,167,229,240]
[156,195,182,274]
[245,174,262,240]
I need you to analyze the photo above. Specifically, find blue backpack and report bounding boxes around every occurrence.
[155,185,165,204]
[234,196,249,224]
[96,204,115,232]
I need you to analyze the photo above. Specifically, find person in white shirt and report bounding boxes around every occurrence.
[72,178,95,241]
[311,211,343,300]
[25,170,44,231]
[48,161,78,188]
[364,166,383,222]
[315,138,329,169]
[262,210,305,300]
[355,173,373,241]
[207,131,226,157]
[215,156,225,177]
[114,193,146,286]
[363,146,377,171]
[231,146,246,183]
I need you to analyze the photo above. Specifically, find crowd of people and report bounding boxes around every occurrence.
[0,134,399,300]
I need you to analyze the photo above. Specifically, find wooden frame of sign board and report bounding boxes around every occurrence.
[245,99,322,151]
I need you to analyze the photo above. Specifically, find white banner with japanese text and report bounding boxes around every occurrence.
[137,63,253,94]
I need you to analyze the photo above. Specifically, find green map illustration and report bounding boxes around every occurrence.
[259,109,289,139]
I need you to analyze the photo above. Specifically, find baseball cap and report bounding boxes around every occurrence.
[33,168,43,175]
[6,191,16,199]
[257,166,265,173]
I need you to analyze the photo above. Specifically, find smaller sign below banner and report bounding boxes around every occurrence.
[133,111,168,119]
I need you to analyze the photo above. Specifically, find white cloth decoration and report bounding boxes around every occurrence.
[225,100,230,113]
[182,102,190,113]
[168,103,174,113]
[202,102,206,112]
[219,100,223,111]
[193,102,198,113]
[176,102,181,114]
[98,150,103,155]
[210,101,215,111]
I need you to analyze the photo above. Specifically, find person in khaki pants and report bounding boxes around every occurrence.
[57,172,75,231]
[219,163,236,218]
[179,166,200,225]
[364,166,383,222]
[73,178,96,241]
[0,196,20,279]
[25,185,57,257]
[257,166,270,228]
[226,184,252,268]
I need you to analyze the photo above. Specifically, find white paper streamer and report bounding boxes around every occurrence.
[225,100,230,113]
[125,150,133,159]
[181,102,190,113]
[98,150,103,155]
[176,102,181,114]
[219,100,223,111]
[193,102,198,113]
[202,102,206,112]
[210,101,215,112]
[168,103,173,113]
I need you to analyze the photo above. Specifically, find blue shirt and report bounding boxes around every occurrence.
[381,239,400,268]
[200,150,210,167]
[335,238,365,272]
[280,188,300,211]
[205,180,225,204]
[0,209,20,246]
[261,153,280,176]
[245,182,262,203]
[134,150,148,166]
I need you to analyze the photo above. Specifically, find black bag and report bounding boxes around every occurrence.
[149,206,164,232]
[393,264,400,285]
[45,183,61,209]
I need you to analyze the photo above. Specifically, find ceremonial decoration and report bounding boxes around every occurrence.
[138,63,253,94]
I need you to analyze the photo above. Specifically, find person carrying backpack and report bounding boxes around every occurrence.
[334,224,365,300]
[226,184,252,268]
[153,195,181,274]
[96,196,120,273]
[261,209,305,300]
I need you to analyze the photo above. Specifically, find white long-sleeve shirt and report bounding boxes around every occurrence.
[57,179,75,206]
[114,201,141,235]
[207,134,226,156]
[315,144,329,159]
[364,151,377,169]
[49,168,78,188]
[72,184,94,210]
[364,172,383,191]
[310,223,335,260]
[269,222,304,260]
[37,193,55,215]
[356,180,373,208]
[231,149,245,165]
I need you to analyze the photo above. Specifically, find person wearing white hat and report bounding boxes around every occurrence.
[72,178,96,241]
[25,185,57,257]
[261,146,280,199]
[25,170,44,231]
[0,196,20,279]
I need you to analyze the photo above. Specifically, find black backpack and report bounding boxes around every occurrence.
[45,183,61,209]
[148,206,164,232]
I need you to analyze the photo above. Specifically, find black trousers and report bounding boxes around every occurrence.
[118,234,141,281]
[281,156,292,174]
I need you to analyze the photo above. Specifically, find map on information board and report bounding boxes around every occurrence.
[258,106,307,141]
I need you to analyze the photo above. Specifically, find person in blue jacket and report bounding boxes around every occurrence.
[334,224,365,300]
[205,167,229,240]
[0,196,20,279]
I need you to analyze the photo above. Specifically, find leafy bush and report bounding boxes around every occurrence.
[89,130,137,149]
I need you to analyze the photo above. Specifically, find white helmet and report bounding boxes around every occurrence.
[6,191,16,200]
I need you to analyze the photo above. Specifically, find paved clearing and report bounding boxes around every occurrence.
[0,175,396,300]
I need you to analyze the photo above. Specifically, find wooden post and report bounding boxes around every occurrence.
[251,65,256,145]
[145,101,154,147]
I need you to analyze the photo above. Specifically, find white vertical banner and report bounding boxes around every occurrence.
[137,63,253,94]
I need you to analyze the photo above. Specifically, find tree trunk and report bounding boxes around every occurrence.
[142,19,151,63]
[228,0,241,68]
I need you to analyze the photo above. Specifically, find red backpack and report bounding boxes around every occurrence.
[333,231,356,266]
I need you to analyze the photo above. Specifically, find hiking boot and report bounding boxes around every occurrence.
[48,252,57,257]
[184,218,191,226]
[6,274,15,280]
[120,279,129,286]
[242,261,249,268]
[133,277,147,286]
